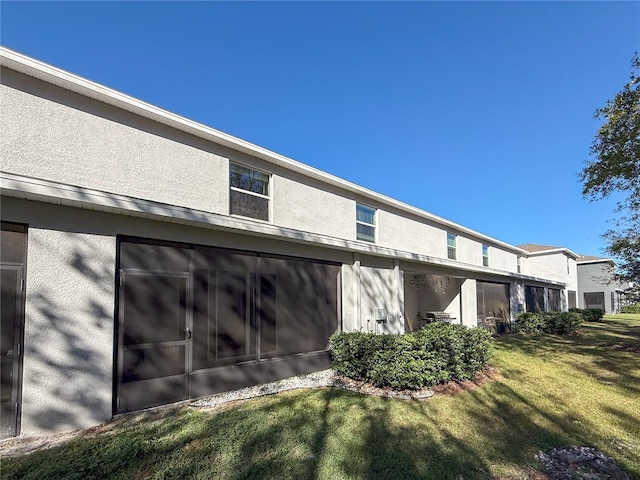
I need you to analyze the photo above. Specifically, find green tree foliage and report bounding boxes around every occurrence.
[581,53,640,292]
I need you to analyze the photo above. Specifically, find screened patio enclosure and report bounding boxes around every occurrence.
[476,281,510,333]
[525,285,564,313]
[403,273,462,330]
[116,237,341,413]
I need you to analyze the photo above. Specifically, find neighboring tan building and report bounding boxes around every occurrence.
[0,47,578,439]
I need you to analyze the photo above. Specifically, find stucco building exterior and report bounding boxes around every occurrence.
[1,48,578,438]
[576,255,628,313]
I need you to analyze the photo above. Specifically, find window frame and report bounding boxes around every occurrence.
[482,244,489,267]
[356,203,376,243]
[447,232,457,260]
[229,162,271,221]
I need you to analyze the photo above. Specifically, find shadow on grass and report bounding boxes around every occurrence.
[494,320,640,397]
[3,318,639,480]
[0,385,581,480]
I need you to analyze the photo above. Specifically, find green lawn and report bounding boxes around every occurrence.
[3,314,639,480]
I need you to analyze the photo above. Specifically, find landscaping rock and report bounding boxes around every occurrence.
[189,369,436,407]
[536,446,631,480]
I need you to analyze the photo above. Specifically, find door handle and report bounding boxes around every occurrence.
[185,327,192,339]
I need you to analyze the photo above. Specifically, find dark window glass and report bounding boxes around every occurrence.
[230,164,269,195]
[356,204,375,225]
[230,190,269,221]
[356,223,375,243]
[447,233,456,260]
[356,204,376,242]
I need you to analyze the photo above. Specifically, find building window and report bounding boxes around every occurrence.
[229,163,270,221]
[517,256,522,273]
[447,233,457,260]
[482,244,489,267]
[356,204,376,243]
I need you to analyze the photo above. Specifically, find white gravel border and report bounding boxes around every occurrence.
[190,369,434,408]
[190,370,338,407]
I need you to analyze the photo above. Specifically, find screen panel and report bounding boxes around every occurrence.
[476,281,510,333]
[525,286,546,313]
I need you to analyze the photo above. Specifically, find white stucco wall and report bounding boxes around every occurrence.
[489,247,518,272]
[577,262,623,313]
[527,252,578,291]
[2,71,532,277]
[341,263,358,332]
[457,236,482,265]
[377,211,444,257]
[272,176,355,240]
[359,264,403,334]
[22,229,115,436]
[460,279,477,327]
[1,80,229,215]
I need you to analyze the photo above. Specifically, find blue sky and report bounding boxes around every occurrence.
[2,2,639,256]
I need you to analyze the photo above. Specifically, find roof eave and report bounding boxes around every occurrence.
[0,46,529,256]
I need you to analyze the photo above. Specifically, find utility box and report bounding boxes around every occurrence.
[374,308,388,323]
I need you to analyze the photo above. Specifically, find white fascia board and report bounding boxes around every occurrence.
[0,46,528,256]
[1,171,563,285]
[526,248,581,259]
[577,259,616,266]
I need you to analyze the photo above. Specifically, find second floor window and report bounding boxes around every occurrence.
[230,163,270,221]
[447,233,457,260]
[356,204,376,243]
[482,244,489,267]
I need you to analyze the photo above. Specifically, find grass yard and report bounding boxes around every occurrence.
[2,315,639,480]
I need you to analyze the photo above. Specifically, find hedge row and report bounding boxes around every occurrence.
[569,307,605,322]
[329,323,492,390]
[620,304,640,314]
[514,311,582,335]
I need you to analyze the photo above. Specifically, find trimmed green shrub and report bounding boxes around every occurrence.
[329,323,493,390]
[567,307,604,322]
[514,312,546,334]
[621,304,640,314]
[515,311,582,335]
[543,311,583,334]
[582,308,605,322]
